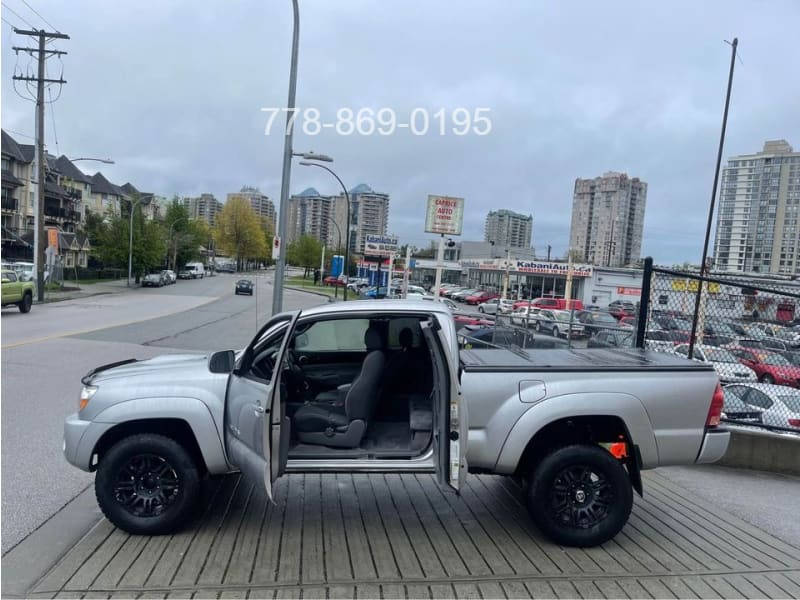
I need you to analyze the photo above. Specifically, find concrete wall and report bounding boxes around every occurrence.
[718,426,800,476]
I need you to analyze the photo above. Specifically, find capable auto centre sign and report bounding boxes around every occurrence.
[425,195,464,235]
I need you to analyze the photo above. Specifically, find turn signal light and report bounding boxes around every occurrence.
[79,385,97,411]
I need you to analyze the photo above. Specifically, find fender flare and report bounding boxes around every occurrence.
[493,392,659,474]
[90,397,230,474]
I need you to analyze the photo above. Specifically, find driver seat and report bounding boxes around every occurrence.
[292,326,386,448]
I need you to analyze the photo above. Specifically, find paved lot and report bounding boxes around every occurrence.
[21,470,800,599]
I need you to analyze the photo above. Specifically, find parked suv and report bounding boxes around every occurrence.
[1,269,34,313]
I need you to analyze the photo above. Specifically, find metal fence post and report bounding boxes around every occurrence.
[635,257,653,349]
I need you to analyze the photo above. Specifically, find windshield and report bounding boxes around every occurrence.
[762,353,792,367]
[705,348,739,363]
[593,313,617,324]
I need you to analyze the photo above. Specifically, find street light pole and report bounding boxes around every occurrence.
[127,197,142,287]
[271,0,301,315]
[299,160,351,301]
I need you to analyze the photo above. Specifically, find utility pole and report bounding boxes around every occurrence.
[12,28,69,302]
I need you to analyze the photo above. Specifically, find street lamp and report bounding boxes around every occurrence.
[298,160,352,301]
[271,0,301,315]
[292,151,333,162]
[68,157,115,164]
[168,216,188,270]
[127,197,143,287]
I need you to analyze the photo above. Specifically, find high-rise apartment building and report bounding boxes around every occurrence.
[286,187,335,247]
[330,183,390,254]
[227,186,276,230]
[569,172,647,267]
[182,193,222,226]
[714,140,800,275]
[484,209,533,248]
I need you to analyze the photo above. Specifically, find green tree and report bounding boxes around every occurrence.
[214,197,267,269]
[287,235,323,278]
[95,196,165,281]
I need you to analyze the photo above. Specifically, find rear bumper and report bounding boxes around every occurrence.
[695,428,731,464]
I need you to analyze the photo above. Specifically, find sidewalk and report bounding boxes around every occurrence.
[36,279,133,304]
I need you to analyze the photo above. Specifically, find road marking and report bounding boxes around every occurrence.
[2,295,221,350]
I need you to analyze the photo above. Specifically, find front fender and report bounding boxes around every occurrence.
[89,397,230,474]
[493,392,659,474]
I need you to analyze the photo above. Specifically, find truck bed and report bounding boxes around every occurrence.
[460,347,716,372]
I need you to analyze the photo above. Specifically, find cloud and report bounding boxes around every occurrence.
[2,0,798,265]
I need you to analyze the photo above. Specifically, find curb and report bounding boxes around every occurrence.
[1,486,102,598]
[285,286,339,303]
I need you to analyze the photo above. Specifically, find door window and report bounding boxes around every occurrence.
[744,389,774,410]
[298,318,369,351]
[3,272,17,283]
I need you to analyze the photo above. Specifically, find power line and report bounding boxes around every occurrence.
[2,15,19,28]
[2,3,37,29]
[5,129,35,140]
[20,0,58,32]
[48,87,59,154]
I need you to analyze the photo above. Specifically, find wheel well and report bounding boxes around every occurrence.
[514,415,636,479]
[91,418,207,475]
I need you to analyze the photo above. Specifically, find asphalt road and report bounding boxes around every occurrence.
[0,271,327,553]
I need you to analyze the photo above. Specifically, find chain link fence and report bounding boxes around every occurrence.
[635,258,800,434]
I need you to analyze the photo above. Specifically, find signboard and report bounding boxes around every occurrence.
[460,259,593,277]
[671,279,721,293]
[616,286,641,296]
[47,228,58,249]
[364,234,398,257]
[272,236,280,260]
[425,195,464,235]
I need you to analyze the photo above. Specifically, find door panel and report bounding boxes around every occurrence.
[421,319,467,492]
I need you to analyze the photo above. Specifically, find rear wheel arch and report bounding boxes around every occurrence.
[513,415,642,495]
[92,418,207,476]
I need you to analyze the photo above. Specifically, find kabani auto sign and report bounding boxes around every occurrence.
[514,261,593,276]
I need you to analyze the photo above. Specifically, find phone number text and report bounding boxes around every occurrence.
[261,107,492,136]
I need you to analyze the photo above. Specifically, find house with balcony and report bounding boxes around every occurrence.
[120,183,159,221]
[88,172,126,217]
[1,130,35,260]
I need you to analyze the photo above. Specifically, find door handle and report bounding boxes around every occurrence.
[254,405,265,414]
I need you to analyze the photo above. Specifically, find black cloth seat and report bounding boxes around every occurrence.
[293,325,386,448]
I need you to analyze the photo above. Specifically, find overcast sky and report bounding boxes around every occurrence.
[2,0,798,264]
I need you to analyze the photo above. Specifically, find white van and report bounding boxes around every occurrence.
[182,262,205,279]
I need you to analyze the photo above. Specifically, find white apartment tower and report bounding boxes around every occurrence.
[714,140,800,275]
[330,183,390,254]
[484,209,533,248]
[287,188,336,247]
[569,172,647,267]
[228,186,276,230]
[182,193,222,226]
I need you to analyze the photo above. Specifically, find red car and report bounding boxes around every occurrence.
[323,276,346,287]
[729,347,800,387]
[465,291,499,305]
[513,297,584,311]
[453,313,494,328]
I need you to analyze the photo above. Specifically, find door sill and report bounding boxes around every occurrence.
[285,447,435,473]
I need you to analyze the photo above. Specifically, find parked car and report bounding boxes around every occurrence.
[235,279,254,295]
[588,330,633,349]
[720,387,765,425]
[457,325,537,350]
[8,261,35,282]
[671,344,757,384]
[451,288,478,302]
[346,278,370,293]
[607,301,636,320]
[161,270,177,284]
[1,268,34,313]
[452,312,494,329]
[418,296,458,311]
[576,310,622,335]
[465,290,499,305]
[509,306,540,327]
[324,276,347,287]
[728,347,800,387]
[65,300,728,547]
[478,298,514,315]
[142,271,168,287]
[774,328,800,348]
[513,297,584,311]
[535,309,585,339]
[722,383,800,430]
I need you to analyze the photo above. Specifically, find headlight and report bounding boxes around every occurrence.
[79,385,98,411]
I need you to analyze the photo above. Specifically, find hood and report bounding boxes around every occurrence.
[88,353,209,384]
[713,361,756,380]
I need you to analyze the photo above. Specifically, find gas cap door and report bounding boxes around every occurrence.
[519,380,547,404]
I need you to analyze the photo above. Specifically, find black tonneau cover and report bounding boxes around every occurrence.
[459,348,716,373]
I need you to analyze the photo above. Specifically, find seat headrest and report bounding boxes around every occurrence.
[364,326,383,351]
[398,327,413,349]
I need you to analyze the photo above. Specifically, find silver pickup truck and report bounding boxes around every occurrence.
[64,300,728,547]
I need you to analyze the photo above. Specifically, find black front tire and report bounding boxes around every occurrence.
[95,433,201,535]
[18,292,32,313]
[761,374,775,384]
[526,444,633,547]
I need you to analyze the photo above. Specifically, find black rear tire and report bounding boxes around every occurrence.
[95,433,200,535]
[761,373,775,384]
[526,444,632,547]
[18,292,32,313]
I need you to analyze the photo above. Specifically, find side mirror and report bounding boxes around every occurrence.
[209,350,236,373]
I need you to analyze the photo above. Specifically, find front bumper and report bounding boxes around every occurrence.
[695,428,731,464]
[64,412,114,471]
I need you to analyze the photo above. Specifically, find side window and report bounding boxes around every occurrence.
[744,389,774,410]
[299,318,369,352]
[676,345,689,357]
[3,272,17,283]
[387,317,423,349]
